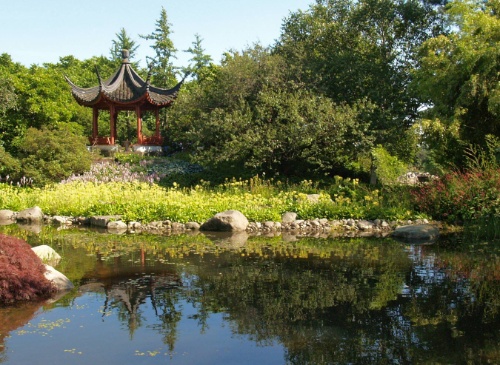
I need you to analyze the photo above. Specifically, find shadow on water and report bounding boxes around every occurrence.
[1,224,500,364]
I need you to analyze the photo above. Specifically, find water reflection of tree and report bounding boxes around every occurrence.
[174,241,415,363]
[89,273,183,345]
[5,225,500,363]
[177,240,500,364]
[0,301,44,362]
[149,286,183,352]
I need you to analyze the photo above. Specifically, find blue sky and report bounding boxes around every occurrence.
[0,0,312,69]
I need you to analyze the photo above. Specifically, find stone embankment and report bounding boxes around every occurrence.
[0,206,438,241]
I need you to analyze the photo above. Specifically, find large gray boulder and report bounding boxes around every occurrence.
[17,206,44,223]
[392,224,439,243]
[32,245,61,266]
[44,265,74,291]
[200,210,249,232]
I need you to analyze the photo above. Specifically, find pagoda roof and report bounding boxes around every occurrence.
[65,50,185,110]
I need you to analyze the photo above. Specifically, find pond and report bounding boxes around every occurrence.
[1,225,500,364]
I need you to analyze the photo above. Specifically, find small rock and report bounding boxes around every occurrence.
[90,215,122,228]
[346,219,356,227]
[282,212,297,223]
[171,222,185,231]
[185,222,200,230]
[128,221,142,230]
[0,209,16,222]
[52,216,70,225]
[357,220,374,231]
[306,194,321,203]
[107,220,128,231]
[263,221,275,228]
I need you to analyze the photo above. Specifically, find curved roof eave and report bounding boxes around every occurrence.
[65,51,188,109]
[64,75,102,105]
[146,78,185,106]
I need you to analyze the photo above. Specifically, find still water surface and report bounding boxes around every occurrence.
[1,226,499,364]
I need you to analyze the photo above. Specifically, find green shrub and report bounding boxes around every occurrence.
[0,146,20,179]
[372,146,408,185]
[17,126,92,186]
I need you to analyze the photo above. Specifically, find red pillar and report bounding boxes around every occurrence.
[155,109,161,139]
[92,107,99,142]
[136,106,143,144]
[110,105,116,145]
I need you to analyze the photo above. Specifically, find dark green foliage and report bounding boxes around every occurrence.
[0,58,17,116]
[276,0,444,154]
[0,53,117,154]
[371,146,408,185]
[169,47,375,179]
[16,125,92,186]
[0,146,20,178]
[183,33,213,81]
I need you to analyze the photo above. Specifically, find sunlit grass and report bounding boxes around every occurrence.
[0,175,420,223]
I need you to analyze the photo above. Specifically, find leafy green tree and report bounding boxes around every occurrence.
[110,28,140,65]
[414,0,500,168]
[140,7,178,87]
[371,145,408,185]
[169,46,373,178]
[0,54,29,151]
[0,64,17,117]
[0,53,118,154]
[168,46,287,156]
[276,0,445,159]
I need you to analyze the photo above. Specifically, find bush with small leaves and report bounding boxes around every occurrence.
[0,234,56,305]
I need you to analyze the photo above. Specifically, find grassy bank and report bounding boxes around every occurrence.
[0,173,421,224]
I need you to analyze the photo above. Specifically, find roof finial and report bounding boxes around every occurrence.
[146,62,154,87]
[122,49,130,63]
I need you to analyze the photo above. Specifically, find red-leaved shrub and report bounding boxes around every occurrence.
[0,234,55,305]
[411,168,500,222]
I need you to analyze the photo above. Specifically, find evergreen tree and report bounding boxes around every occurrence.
[184,33,213,81]
[110,28,139,65]
[140,7,177,87]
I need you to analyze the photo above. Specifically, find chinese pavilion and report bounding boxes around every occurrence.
[65,49,184,147]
